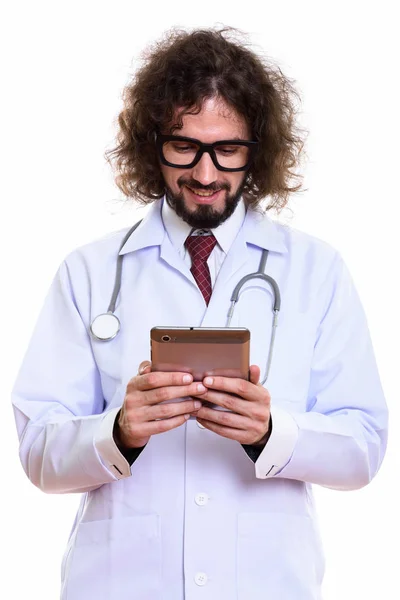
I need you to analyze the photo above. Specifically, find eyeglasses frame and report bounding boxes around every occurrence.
[156,134,258,172]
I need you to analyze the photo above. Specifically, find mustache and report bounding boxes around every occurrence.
[177,177,230,193]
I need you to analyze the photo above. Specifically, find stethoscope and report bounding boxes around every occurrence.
[90,220,281,385]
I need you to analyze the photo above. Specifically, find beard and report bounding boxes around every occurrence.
[165,176,246,229]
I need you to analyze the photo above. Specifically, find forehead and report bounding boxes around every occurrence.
[171,97,250,141]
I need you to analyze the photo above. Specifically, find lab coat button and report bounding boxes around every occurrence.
[195,493,209,506]
[194,572,208,586]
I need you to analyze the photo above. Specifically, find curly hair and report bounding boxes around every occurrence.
[106,27,306,212]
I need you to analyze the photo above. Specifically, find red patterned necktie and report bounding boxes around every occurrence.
[185,232,217,305]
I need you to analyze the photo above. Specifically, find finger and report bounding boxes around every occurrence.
[198,389,258,417]
[131,371,195,392]
[138,360,152,375]
[202,375,263,402]
[196,406,253,430]
[141,382,207,406]
[249,364,261,385]
[196,418,250,443]
[137,413,192,437]
[145,398,203,420]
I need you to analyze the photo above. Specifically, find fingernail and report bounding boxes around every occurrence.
[197,383,206,392]
[204,377,213,385]
[183,374,192,383]
[194,401,202,409]
[184,414,190,420]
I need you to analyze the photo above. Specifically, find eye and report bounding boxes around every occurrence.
[215,145,240,156]
[171,143,197,153]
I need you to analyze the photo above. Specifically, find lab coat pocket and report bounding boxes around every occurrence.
[237,512,323,600]
[64,514,161,600]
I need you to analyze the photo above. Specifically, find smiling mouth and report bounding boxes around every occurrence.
[185,185,220,197]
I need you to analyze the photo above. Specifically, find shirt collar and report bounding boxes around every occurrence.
[118,197,288,255]
[162,196,246,256]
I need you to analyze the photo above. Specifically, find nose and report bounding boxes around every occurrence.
[191,151,219,186]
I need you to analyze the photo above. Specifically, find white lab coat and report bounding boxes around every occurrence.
[12,200,388,600]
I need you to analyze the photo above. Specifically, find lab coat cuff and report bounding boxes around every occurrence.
[94,407,132,480]
[254,406,298,479]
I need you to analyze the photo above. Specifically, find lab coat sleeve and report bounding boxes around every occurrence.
[254,253,388,488]
[12,261,132,494]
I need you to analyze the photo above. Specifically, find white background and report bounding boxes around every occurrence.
[1,1,399,598]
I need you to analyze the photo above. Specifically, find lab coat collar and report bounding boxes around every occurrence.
[118,201,165,255]
[242,208,288,254]
[118,199,288,255]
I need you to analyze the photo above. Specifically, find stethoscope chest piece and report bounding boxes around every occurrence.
[90,312,121,341]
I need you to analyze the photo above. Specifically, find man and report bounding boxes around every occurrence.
[12,28,387,599]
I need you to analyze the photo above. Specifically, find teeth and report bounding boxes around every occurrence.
[187,186,216,197]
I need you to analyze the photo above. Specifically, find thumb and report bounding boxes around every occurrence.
[249,364,261,385]
[138,360,152,375]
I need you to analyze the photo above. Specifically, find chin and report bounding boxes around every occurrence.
[168,194,238,230]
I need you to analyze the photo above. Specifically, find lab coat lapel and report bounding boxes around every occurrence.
[120,200,197,287]
[200,220,249,327]
[210,228,249,300]
[209,207,288,296]
[159,235,197,288]
[202,208,287,326]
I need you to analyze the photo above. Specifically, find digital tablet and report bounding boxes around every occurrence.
[150,327,250,382]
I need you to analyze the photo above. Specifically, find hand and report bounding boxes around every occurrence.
[195,365,271,446]
[114,361,206,450]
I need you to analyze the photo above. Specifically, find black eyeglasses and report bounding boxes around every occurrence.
[156,134,258,172]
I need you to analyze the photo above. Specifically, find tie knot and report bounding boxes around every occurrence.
[185,233,217,263]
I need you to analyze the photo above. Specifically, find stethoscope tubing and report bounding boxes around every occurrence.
[90,220,280,384]
[109,221,143,313]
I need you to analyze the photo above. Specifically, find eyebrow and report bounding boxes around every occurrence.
[169,134,250,141]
